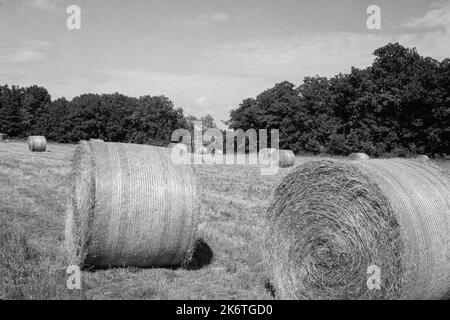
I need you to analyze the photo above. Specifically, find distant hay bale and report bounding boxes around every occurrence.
[27,136,47,152]
[416,155,430,162]
[277,150,295,168]
[259,149,295,168]
[264,159,450,300]
[65,141,200,268]
[348,153,370,161]
[0,133,7,141]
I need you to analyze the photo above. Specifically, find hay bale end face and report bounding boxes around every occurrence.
[348,153,370,161]
[27,136,47,152]
[264,159,450,300]
[65,141,200,268]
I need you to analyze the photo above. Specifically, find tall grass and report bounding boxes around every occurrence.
[0,221,69,299]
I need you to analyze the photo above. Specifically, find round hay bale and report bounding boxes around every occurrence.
[65,141,200,268]
[416,155,430,162]
[264,159,450,300]
[259,149,295,168]
[276,150,295,168]
[348,153,370,161]
[27,136,47,152]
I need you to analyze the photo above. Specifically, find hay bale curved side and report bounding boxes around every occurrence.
[277,150,295,168]
[416,155,430,162]
[348,153,370,161]
[65,141,200,268]
[259,149,295,168]
[27,136,47,152]
[264,159,450,299]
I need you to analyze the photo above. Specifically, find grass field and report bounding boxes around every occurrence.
[0,141,449,300]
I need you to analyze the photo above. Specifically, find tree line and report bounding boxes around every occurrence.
[1,43,449,157]
[0,87,217,147]
[228,43,450,158]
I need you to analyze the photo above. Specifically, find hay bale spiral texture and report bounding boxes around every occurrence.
[27,136,47,152]
[264,159,450,300]
[65,141,200,268]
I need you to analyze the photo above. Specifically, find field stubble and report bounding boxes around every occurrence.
[1,141,449,299]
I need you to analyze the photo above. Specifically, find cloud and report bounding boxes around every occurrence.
[185,12,230,26]
[403,3,450,30]
[200,4,450,83]
[22,0,62,11]
[0,40,53,64]
[201,33,390,81]
[90,69,268,125]
[195,97,207,106]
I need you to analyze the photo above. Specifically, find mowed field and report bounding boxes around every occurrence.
[1,141,449,300]
[0,141,292,300]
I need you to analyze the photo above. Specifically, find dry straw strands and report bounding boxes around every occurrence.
[264,159,450,300]
[27,136,47,152]
[348,153,370,161]
[65,141,200,268]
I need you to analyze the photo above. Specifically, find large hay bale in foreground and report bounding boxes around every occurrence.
[65,141,200,268]
[264,159,450,300]
[27,136,47,152]
[348,153,370,161]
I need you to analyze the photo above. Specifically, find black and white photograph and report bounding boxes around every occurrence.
[0,0,449,303]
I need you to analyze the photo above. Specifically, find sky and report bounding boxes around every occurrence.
[1,0,450,127]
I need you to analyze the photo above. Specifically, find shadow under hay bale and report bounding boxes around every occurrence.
[27,136,47,152]
[264,159,450,300]
[184,239,213,270]
[65,141,200,269]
